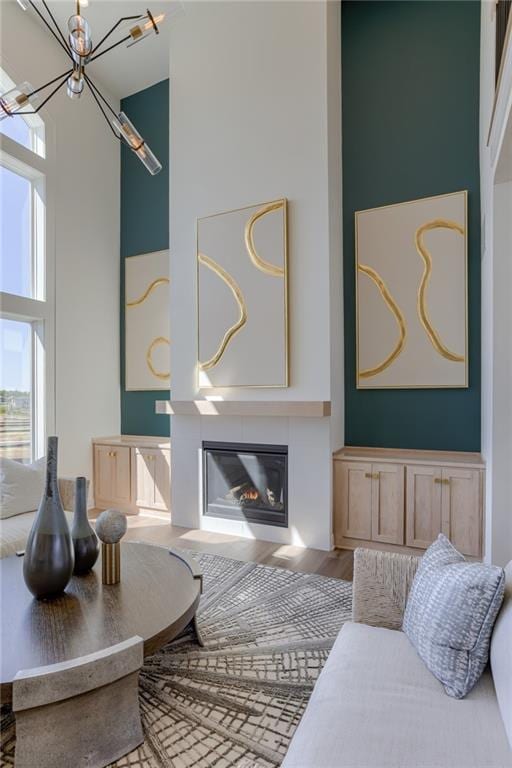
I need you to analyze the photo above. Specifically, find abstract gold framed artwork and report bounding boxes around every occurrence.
[197,199,288,388]
[125,250,170,391]
[356,191,468,389]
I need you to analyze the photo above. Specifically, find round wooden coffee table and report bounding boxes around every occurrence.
[0,542,202,703]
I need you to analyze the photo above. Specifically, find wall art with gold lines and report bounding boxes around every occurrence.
[197,199,288,388]
[125,250,170,391]
[356,191,468,389]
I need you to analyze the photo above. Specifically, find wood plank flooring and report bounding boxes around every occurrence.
[90,510,354,581]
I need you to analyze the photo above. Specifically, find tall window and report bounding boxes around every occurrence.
[0,67,53,462]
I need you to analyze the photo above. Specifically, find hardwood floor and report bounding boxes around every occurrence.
[89,510,354,581]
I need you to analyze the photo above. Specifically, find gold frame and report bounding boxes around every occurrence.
[196,198,289,390]
[355,190,469,390]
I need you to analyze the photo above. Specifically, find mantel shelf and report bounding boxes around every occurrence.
[155,400,331,418]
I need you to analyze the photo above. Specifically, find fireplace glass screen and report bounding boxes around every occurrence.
[203,442,288,527]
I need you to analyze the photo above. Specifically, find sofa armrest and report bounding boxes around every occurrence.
[352,548,421,630]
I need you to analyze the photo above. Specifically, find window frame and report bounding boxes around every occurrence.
[0,73,55,460]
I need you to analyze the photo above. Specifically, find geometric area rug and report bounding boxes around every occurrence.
[0,551,352,768]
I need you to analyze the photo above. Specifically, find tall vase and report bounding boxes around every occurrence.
[23,436,74,599]
[72,476,99,574]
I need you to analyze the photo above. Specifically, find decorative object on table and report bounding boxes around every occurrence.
[355,190,468,389]
[2,1,171,174]
[403,534,505,698]
[125,250,170,390]
[23,436,74,599]
[71,477,99,575]
[95,508,127,585]
[197,198,288,388]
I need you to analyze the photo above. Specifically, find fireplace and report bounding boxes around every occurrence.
[202,441,288,527]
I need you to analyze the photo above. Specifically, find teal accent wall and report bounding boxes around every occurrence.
[120,79,170,437]
[342,1,481,451]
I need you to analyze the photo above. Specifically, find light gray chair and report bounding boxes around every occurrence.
[13,636,144,768]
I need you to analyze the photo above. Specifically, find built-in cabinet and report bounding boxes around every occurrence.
[93,436,171,514]
[334,448,484,557]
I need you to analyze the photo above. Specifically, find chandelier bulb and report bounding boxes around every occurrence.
[127,10,165,47]
[0,82,38,121]
[68,14,92,64]
[112,112,162,175]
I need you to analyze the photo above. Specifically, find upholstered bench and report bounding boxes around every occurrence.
[283,548,512,768]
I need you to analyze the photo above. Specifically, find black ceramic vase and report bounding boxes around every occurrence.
[71,476,99,574]
[23,436,74,599]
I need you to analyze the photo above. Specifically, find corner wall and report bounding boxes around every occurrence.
[120,79,170,437]
[342,0,481,451]
[1,3,120,482]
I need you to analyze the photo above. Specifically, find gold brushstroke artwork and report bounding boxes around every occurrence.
[125,251,170,391]
[126,277,169,307]
[244,201,286,277]
[415,219,465,363]
[146,336,170,380]
[197,199,287,388]
[198,252,248,371]
[356,191,467,389]
[357,264,407,379]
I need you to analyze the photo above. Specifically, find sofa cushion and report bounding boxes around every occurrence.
[491,561,512,750]
[283,622,512,768]
[403,534,505,698]
[0,457,45,519]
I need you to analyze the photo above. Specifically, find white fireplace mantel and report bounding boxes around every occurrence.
[155,400,331,418]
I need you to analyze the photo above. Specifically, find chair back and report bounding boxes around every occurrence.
[13,635,144,768]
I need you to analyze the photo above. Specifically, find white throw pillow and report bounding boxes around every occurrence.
[0,457,46,519]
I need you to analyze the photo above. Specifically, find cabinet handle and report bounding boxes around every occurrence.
[434,478,450,485]
[108,451,117,458]
[365,472,379,480]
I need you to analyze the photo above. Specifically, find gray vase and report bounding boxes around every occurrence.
[72,476,99,574]
[23,436,74,599]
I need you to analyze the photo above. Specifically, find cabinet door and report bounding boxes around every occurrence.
[405,465,442,549]
[441,468,481,557]
[337,462,373,541]
[133,448,170,511]
[94,445,131,509]
[371,463,404,545]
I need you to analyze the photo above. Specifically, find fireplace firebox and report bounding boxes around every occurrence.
[202,441,288,527]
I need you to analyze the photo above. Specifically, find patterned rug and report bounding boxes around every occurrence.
[0,551,352,767]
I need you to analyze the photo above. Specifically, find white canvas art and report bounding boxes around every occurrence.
[125,250,170,391]
[356,191,468,389]
[197,199,288,388]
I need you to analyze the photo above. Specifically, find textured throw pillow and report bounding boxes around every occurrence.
[403,534,505,699]
[0,457,45,519]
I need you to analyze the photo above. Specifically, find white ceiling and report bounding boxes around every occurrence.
[25,0,180,98]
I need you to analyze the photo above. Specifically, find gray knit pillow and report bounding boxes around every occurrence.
[403,534,505,698]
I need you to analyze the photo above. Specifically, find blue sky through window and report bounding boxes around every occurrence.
[0,165,31,298]
[0,317,31,391]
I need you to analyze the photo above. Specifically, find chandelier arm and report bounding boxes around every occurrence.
[84,74,118,118]
[88,35,132,64]
[28,69,74,98]
[20,73,70,114]
[85,79,121,139]
[90,16,143,56]
[28,0,73,61]
[40,0,71,54]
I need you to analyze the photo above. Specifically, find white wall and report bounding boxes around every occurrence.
[1,2,120,484]
[169,1,343,549]
[480,0,512,566]
[170,0,342,407]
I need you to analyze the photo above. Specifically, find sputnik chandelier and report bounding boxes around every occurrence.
[0,1,165,174]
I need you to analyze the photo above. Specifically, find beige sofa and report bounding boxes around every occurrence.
[283,548,512,768]
[0,478,75,559]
